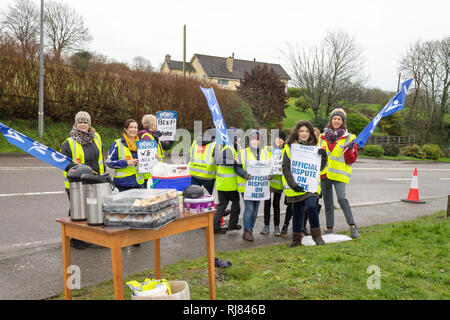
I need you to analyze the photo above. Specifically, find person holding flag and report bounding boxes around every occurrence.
[319,108,360,238]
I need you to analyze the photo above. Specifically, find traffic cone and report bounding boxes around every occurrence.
[401,168,425,204]
[213,204,225,226]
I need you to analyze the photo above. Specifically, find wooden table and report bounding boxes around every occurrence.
[56,210,215,300]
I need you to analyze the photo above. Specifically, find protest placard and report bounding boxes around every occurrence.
[290,144,321,193]
[243,160,271,201]
[156,111,177,141]
[137,140,159,173]
[271,148,283,175]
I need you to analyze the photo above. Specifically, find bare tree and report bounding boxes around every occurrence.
[399,36,449,140]
[44,1,92,61]
[286,31,366,122]
[0,0,39,58]
[131,56,154,72]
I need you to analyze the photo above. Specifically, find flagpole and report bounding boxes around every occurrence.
[38,0,45,138]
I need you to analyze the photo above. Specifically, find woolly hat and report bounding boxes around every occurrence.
[74,111,91,126]
[329,108,347,124]
[275,130,287,142]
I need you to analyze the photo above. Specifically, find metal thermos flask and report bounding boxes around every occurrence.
[81,173,114,226]
[67,165,93,221]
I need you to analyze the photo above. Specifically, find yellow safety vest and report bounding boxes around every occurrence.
[140,132,165,180]
[189,140,217,179]
[216,145,238,191]
[236,147,270,193]
[62,132,104,189]
[264,146,284,191]
[113,139,145,185]
[319,134,355,184]
[281,144,321,197]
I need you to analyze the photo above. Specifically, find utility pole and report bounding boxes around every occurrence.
[397,73,401,92]
[183,24,186,78]
[38,0,45,138]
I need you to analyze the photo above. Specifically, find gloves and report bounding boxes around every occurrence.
[317,148,327,156]
[293,185,305,193]
[344,142,355,150]
[246,174,252,180]
[267,175,273,181]
[153,131,162,139]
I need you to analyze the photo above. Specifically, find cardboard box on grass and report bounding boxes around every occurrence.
[131,280,190,300]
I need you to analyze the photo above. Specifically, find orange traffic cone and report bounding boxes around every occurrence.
[401,168,425,204]
[213,204,226,226]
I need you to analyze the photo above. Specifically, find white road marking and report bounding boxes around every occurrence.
[384,178,412,181]
[440,178,450,180]
[0,191,65,197]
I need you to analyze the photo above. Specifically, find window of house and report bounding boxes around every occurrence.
[218,79,229,86]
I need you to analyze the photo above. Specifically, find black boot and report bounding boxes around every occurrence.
[70,238,86,250]
[310,228,325,245]
[289,232,303,248]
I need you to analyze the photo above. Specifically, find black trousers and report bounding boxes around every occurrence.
[263,192,282,227]
[191,176,215,195]
[214,190,241,229]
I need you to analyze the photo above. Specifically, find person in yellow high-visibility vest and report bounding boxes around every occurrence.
[261,130,286,237]
[188,128,217,195]
[319,108,360,238]
[60,111,105,250]
[235,130,272,242]
[282,120,328,247]
[213,128,244,234]
[106,119,145,192]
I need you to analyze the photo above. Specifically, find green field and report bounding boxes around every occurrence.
[48,211,449,300]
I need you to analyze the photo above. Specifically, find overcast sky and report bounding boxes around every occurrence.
[2,0,449,91]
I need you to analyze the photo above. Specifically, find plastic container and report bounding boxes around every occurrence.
[102,189,178,214]
[104,205,180,229]
[183,195,215,214]
[149,162,191,191]
[151,176,191,192]
[131,281,190,300]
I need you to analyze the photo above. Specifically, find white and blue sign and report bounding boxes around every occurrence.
[290,144,320,193]
[137,140,159,173]
[354,78,413,147]
[243,160,271,201]
[156,110,177,141]
[0,122,73,171]
[200,87,232,146]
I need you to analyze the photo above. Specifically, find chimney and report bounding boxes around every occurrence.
[165,54,171,62]
[226,52,234,72]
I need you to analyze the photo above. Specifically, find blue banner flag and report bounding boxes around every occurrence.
[200,87,232,146]
[354,78,414,147]
[0,122,73,171]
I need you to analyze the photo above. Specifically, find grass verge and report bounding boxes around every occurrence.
[359,154,450,163]
[48,211,449,300]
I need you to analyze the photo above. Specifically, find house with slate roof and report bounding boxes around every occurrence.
[160,53,291,91]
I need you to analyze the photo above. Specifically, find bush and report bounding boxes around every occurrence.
[421,144,442,160]
[363,145,384,157]
[346,113,370,135]
[381,143,400,156]
[294,96,312,112]
[400,144,426,159]
[287,87,303,98]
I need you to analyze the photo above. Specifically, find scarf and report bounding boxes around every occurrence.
[122,133,139,152]
[324,125,346,143]
[69,126,96,146]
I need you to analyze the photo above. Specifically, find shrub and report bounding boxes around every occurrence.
[421,144,442,160]
[287,87,303,98]
[381,143,400,156]
[400,144,426,159]
[346,113,370,135]
[294,96,312,112]
[363,145,384,157]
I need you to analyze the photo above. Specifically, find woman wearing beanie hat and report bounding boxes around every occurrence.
[60,111,105,249]
[318,108,360,238]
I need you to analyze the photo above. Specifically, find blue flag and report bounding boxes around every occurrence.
[0,122,73,171]
[200,87,232,146]
[354,78,413,147]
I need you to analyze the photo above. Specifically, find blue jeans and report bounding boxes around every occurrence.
[243,199,261,232]
[292,196,320,233]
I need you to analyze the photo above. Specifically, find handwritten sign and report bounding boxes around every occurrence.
[290,144,320,193]
[243,160,271,201]
[156,111,177,141]
[271,148,283,175]
[137,140,159,173]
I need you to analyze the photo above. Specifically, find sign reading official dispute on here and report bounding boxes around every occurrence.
[290,144,320,193]
[156,111,177,141]
[244,160,271,201]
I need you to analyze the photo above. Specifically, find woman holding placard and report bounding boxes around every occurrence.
[282,120,328,247]
[236,130,272,242]
[106,119,145,192]
[318,108,360,238]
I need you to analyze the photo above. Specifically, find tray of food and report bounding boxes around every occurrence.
[103,205,180,229]
[102,188,178,214]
